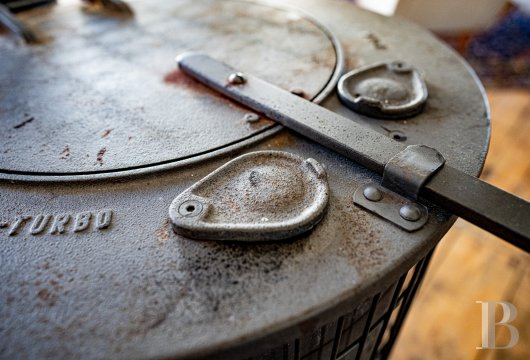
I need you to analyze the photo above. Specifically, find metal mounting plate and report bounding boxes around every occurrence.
[353,183,429,232]
[337,61,428,119]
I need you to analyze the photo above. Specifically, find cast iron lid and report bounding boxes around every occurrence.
[0,0,492,359]
[0,0,339,176]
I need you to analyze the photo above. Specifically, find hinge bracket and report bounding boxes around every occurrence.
[354,145,445,232]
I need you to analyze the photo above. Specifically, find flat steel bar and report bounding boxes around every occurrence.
[423,166,530,250]
[177,53,405,174]
[177,53,530,251]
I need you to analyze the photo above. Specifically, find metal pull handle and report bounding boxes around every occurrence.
[176,52,530,252]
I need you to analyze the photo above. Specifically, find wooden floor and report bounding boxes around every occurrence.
[390,88,530,360]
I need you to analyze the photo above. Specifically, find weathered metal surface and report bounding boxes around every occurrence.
[337,61,428,119]
[0,0,493,359]
[177,52,405,174]
[178,53,529,247]
[169,151,329,241]
[353,183,429,232]
[0,0,338,176]
[0,2,39,43]
[382,145,445,200]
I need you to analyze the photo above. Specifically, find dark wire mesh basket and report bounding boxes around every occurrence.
[252,250,434,360]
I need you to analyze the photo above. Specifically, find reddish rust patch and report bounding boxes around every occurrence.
[163,68,223,98]
[101,128,113,138]
[97,147,107,165]
[365,33,387,50]
[155,218,171,244]
[163,68,191,85]
[266,131,297,148]
[50,279,63,291]
[163,68,249,109]
[37,288,57,307]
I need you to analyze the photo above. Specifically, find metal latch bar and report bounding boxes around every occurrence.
[176,52,405,174]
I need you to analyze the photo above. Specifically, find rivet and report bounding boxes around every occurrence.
[363,186,382,202]
[399,204,422,222]
[244,113,260,123]
[227,72,246,85]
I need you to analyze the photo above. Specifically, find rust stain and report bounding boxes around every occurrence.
[50,279,63,291]
[366,33,387,50]
[163,68,225,99]
[342,42,363,70]
[155,218,171,244]
[101,128,113,138]
[266,131,297,149]
[163,68,221,96]
[37,288,57,307]
[96,147,107,165]
[163,68,247,107]
[60,145,70,159]
[163,68,191,85]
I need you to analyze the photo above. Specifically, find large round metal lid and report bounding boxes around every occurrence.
[0,0,338,176]
[0,1,492,359]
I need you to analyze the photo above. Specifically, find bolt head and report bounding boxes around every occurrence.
[227,72,246,85]
[363,186,382,202]
[399,204,422,222]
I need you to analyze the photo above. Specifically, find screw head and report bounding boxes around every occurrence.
[178,200,203,217]
[227,72,246,85]
[244,113,260,123]
[363,186,382,202]
[399,204,422,222]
